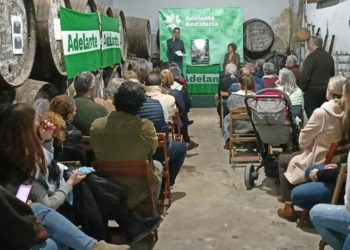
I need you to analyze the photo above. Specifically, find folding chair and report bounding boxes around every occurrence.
[228,107,258,164]
[220,91,229,134]
[92,160,159,240]
[157,133,172,216]
[297,139,350,228]
[318,162,347,250]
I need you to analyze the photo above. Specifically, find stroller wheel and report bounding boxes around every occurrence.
[245,164,256,190]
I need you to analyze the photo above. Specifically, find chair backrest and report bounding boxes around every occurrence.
[325,139,350,164]
[92,160,156,215]
[229,107,252,135]
[220,91,229,132]
[82,136,92,151]
[172,109,182,142]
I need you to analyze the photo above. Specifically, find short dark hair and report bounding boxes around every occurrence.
[173,27,180,33]
[228,43,237,51]
[113,81,146,115]
[74,72,95,95]
[145,71,162,86]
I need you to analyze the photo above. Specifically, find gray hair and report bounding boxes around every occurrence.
[224,63,237,79]
[286,55,298,65]
[310,36,323,47]
[255,59,265,68]
[263,62,275,75]
[279,68,297,94]
[74,71,95,95]
[245,63,256,73]
[169,66,181,80]
[105,78,125,99]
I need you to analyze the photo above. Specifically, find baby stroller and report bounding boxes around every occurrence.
[243,88,300,189]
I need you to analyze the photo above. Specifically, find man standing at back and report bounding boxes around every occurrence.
[167,27,185,73]
[300,36,335,118]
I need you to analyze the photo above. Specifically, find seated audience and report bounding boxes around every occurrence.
[223,75,256,149]
[91,81,163,207]
[255,59,265,78]
[49,95,86,164]
[122,70,139,82]
[262,62,278,88]
[285,55,301,87]
[276,68,304,118]
[145,70,177,119]
[0,103,161,243]
[169,65,191,113]
[277,76,347,218]
[140,73,187,188]
[73,72,108,136]
[0,185,127,250]
[161,70,199,150]
[245,63,264,91]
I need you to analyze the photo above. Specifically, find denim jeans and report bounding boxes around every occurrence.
[223,114,231,141]
[31,203,96,250]
[168,141,187,185]
[310,204,350,250]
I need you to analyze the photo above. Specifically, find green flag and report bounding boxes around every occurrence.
[101,14,121,68]
[60,7,101,79]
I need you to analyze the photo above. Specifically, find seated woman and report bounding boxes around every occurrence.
[217,63,238,117]
[276,68,304,118]
[310,149,350,250]
[262,62,278,88]
[291,79,350,212]
[0,103,161,243]
[223,75,256,149]
[0,104,129,250]
[277,76,347,218]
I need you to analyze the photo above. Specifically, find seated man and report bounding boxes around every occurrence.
[73,72,108,136]
[91,81,162,208]
[139,74,187,189]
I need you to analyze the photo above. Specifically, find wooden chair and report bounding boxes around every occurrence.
[228,107,258,164]
[297,140,350,228]
[220,91,229,134]
[92,160,159,240]
[318,162,347,250]
[171,109,183,142]
[157,133,172,216]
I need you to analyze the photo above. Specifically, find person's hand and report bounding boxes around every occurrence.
[66,170,86,186]
[35,220,49,244]
[309,169,319,181]
[26,200,32,206]
[325,163,337,169]
[38,120,55,141]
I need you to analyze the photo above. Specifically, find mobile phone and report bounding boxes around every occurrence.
[16,184,32,203]
[79,166,95,175]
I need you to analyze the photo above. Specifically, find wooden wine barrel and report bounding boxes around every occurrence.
[70,0,96,13]
[125,17,152,59]
[0,0,36,87]
[30,0,68,94]
[112,8,128,61]
[97,4,113,17]
[244,19,275,59]
[15,79,57,115]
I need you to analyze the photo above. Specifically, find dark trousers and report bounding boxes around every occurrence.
[168,141,187,185]
[278,151,302,201]
[304,89,327,118]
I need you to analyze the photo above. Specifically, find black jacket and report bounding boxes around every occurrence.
[300,47,335,92]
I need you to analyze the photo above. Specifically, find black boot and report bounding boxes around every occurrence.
[125,216,163,244]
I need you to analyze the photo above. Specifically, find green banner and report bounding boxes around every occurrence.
[101,15,121,68]
[159,7,243,72]
[60,7,121,79]
[186,64,220,94]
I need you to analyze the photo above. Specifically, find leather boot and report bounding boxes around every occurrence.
[277,203,295,219]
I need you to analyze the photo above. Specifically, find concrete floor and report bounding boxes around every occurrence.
[132,108,325,250]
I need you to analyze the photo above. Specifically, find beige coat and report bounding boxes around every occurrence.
[285,99,344,184]
[145,86,177,118]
